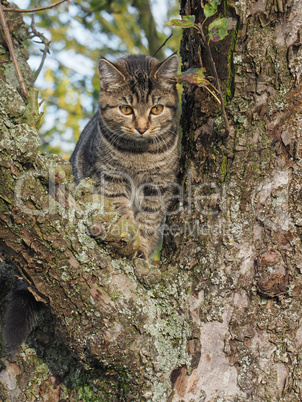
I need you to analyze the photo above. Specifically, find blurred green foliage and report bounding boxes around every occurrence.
[22,0,181,157]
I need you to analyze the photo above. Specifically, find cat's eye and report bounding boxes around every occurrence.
[150,105,164,115]
[120,105,133,115]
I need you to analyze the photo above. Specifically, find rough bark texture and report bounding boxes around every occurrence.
[0,7,191,401]
[1,0,302,401]
[0,81,191,399]
[169,0,302,400]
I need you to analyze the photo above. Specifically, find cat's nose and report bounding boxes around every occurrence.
[136,127,148,135]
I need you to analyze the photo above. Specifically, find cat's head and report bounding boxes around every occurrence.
[97,54,178,139]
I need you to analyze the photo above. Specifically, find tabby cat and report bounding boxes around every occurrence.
[70,53,179,259]
[3,53,179,350]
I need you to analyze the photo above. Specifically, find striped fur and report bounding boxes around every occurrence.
[70,54,179,258]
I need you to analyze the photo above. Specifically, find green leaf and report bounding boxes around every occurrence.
[208,18,228,42]
[204,0,219,18]
[208,17,228,29]
[175,68,209,87]
[167,16,196,29]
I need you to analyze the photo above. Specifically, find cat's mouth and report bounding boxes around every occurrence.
[133,132,150,139]
[122,127,158,140]
[126,130,152,139]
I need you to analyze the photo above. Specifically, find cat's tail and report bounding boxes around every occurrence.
[3,278,43,351]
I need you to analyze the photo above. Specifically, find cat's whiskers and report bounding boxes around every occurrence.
[167,129,177,137]
[152,134,160,154]
[102,124,125,149]
[155,131,170,154]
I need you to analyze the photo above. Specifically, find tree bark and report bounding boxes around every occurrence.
[1,0,302,401]
[0,5,191,401]
[169,0,302,400]
[0,80,192,399]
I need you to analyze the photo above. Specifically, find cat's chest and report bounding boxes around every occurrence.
[104,150,168,178]
[126,153,160,173]
[125,153,173,185]
[98,135,177,187]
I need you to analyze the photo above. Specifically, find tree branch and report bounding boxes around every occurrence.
[3,0,67,13]
[30,1,51,84]
[0,2,27,97]
[0,80,192,399]
[152,33,173,58]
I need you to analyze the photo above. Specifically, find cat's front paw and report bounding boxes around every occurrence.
[86,196,140,257]
[105,217,141,257]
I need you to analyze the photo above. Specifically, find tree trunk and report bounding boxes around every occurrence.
[170,0,302,400]
[1,1,302,401]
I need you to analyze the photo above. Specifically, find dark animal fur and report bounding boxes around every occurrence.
[4,278,43,350]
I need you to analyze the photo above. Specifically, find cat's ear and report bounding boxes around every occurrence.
[98,57,126,90]
[155,53,178,80]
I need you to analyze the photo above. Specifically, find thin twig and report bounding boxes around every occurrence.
[204,86,221,104]
[198,24,230,136]
[33,46,51,84]
[203,77,221,94]
[206,43,230,134]
[30,1,51,83]
[3,0,67,13]
[31,0,38,25]
[0,2,27,97]
[152,33,173,58]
